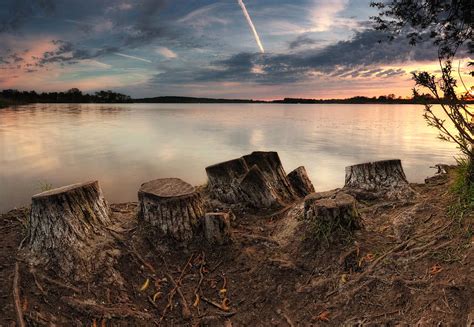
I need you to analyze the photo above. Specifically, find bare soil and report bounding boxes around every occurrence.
[1,169,473,326]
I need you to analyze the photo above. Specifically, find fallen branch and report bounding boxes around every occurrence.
[13,262,26,327]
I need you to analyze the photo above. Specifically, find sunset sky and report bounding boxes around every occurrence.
[0,0,472,99]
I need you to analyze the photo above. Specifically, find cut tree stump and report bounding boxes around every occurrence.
[138,178,204,242]
[304,191,362,243]
[287,166,315,197]
[239,165,284,209]
[27,181,113,280]
[344,159,416,200]
[203,212,232,245]
[242,151,298,203]
[205,151,299,209]
[205,158,249,204]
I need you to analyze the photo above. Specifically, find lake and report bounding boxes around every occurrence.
[0,103,458,213]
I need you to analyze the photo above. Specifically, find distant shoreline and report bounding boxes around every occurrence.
[2,90,473,106]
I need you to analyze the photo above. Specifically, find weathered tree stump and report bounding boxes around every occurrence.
[287,166,315,197]
[27,181,113,280]
[239,165,284,209]
[205,158,249,203]
[205,151,299,209]
[242,151,298,203]
[344,159,416,200]
[304,191,362,243]
[203,212,232,245]
[138,178,204,242]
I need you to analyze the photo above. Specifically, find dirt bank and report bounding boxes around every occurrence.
[1,168,473,326]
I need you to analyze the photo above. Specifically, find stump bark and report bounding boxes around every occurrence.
[287,166,315,198]
[344,159,415,200]
[239,165,284,209]
[138,178,204,242]
[205,158,249,204]
[205,151,299,209]
[304,191,362,243]
[203,212,232,245]
[27,181,113,280]
[242,151,298,203]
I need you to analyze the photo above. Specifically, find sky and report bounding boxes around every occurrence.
[0,0,472,99]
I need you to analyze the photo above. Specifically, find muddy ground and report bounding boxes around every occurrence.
[1,169,473,326]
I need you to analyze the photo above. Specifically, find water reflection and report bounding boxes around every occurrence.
[0,103,457,212]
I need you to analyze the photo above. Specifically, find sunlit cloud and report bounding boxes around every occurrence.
[155,47,177,59]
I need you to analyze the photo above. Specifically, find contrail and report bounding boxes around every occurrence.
[237,0,265,53]
[114,52,152,63]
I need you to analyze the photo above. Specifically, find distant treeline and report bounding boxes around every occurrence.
[1,88,472,107]
[135,96,264,103]
[0,88,131,104]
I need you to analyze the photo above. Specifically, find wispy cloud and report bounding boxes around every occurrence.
[114,52,152,63]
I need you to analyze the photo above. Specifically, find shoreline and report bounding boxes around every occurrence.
[0,154,473,325]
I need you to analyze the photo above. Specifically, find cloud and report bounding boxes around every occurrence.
[288,35,318,49]
[151,29,441,86]
[0,0,56,33]
[155,46,177,59]
[177,3,229,28]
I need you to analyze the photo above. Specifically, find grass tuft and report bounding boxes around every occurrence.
[448,156,474,239]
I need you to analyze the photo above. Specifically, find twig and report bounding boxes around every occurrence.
[31,271,47,296]
[160,254,194,323]
[62,296,154,320]
[129,246,157,275]
[36,272,81,293]
[282,312,295,327]
[201,296,232,312]
[166,272,191,319]
[13,262,26,327]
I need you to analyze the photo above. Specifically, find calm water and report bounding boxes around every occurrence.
[0,103,458,212]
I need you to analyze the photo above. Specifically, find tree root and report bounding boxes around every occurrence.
[62,296,154,320]
[35,271,81,293]
[13,262,26,327]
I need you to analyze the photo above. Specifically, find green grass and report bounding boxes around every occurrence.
[448,157,474,239]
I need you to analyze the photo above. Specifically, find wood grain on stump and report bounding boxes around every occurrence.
[304,191,362,243]
[203,212,231,245]
[344,159,415,200]
[205,158,249,204]
[138,178,204,242]
[287,166,315,197]
[242,151,298,203]
[205,151,301,209]
[27,181,113,280]
[239,165,284,209]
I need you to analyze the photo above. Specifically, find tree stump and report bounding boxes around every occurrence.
[205,151,299,209]
[304,191,362,243]
[239,165,284,209]
[203,212,232,245]
[138,178,204,242]
[242,151,298,203]
[27,181,113,280]
[205,158,249,203]
[344,159,416,200]
[287,166,315,198]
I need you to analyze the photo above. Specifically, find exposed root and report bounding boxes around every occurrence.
[62,296,154,320]
[13,262,26,327]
